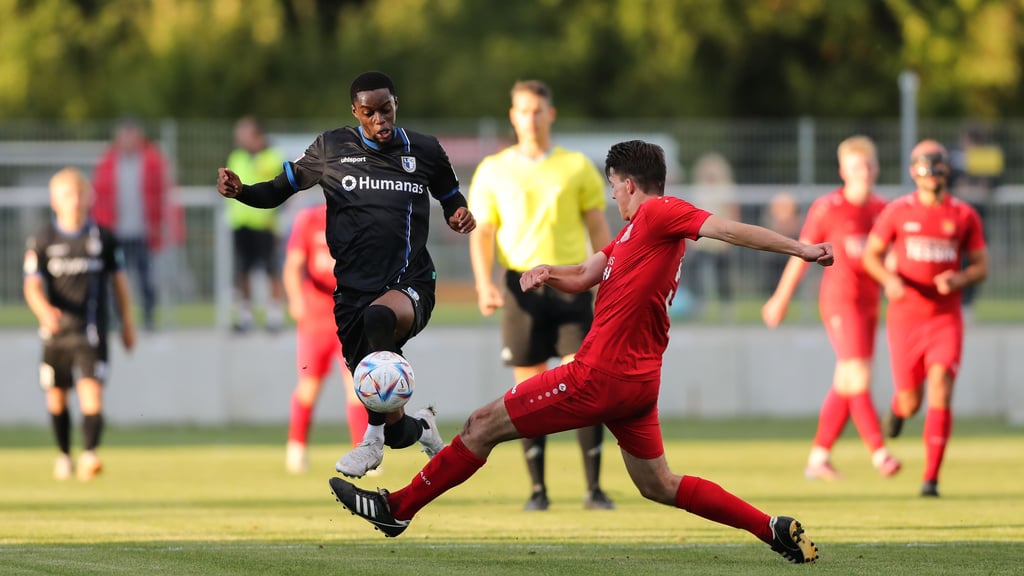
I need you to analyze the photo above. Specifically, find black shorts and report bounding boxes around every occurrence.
[40,334,108,390]
[233,227,278,276]
[501,269,593,367]
[334,277,436,371]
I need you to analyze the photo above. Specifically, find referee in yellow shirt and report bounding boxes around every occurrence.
[469,80,614,511]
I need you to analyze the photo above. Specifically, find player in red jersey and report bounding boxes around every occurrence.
[283,205,368,474]
[329,140,830,564]
[762,136,900,481]
[862,139,987,498]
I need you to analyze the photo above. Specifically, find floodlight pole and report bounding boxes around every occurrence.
[899,70,919,187]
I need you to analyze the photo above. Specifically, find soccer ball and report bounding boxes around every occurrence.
[353,351,415,413]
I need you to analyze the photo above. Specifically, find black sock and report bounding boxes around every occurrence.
[383,414,423,449]
[51,410,71,454]
[363,305,398,352]
[522,436,546,492]
[83,413,104,451]
[578,425,604,492]
[367,407,387,426]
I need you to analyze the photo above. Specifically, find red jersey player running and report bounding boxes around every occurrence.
[283,205,368,474]
[862,139,987,498]
[329,140,830,564]
[762,135,900,481]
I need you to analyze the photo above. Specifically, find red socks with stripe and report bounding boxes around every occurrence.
[675,475,773,544]
[388,435,486,521]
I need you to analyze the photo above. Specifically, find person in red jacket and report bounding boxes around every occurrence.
[92,117,169,331]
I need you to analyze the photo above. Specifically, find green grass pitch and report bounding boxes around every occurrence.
[1,418,1022,575]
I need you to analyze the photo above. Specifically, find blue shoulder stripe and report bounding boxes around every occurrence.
[283,162,299,191]
[396,128,411,153]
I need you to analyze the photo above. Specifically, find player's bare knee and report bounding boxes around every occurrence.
[835,359,870,394]
[898,391,923,416]
[633,477,673,505]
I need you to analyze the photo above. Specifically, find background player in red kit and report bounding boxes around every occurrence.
[283,204,369,474]
[862,139,987,498]
[762,135,900,480]
[330,140,830,564]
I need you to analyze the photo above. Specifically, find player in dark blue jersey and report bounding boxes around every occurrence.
[217,71,476,478]
[24,168,136,481]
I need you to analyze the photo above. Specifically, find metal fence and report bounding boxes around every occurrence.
[2,118,1021,328]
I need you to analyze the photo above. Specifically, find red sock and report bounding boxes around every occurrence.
[847,391,884,452]
[288,394,313,444]
[346,402,369,448]
[675,475,773,544]
[812,388,849,450]
[923,407,952,482]
[388,435,486,521]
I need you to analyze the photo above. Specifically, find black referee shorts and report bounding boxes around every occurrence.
[232,227,278,276]
[501,269,593,367]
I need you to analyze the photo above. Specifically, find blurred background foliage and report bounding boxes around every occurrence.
[0,0,1020,120]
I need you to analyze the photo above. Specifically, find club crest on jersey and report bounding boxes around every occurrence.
[941,219,956,235]
[401,156,417,173]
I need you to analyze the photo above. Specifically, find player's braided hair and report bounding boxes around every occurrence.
[350,71,396,103]
[605,140,666,195]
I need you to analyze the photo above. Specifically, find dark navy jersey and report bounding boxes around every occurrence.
[284,126,462,293]
[24,221,123,342]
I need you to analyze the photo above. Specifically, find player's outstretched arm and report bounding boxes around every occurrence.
[698,215,833,267]
[520,251,608,294]
[216,167,296,209]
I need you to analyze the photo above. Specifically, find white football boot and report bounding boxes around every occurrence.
[335,435,384,478]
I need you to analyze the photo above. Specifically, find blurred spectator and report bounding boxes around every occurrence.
[685,152,739,317]
[949,123,1002,310]
[92,117,168,331]
[760,192,802,295]
[225,116,287,333]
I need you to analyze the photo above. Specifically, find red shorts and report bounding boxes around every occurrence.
[503,361,665,460]
[886,312,963,393]
[296,328,343,379]
[821,301,877,360]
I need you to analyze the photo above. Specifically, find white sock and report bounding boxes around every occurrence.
[363,424,385,443]
[871,448,891,468]
[807,446,831,467]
